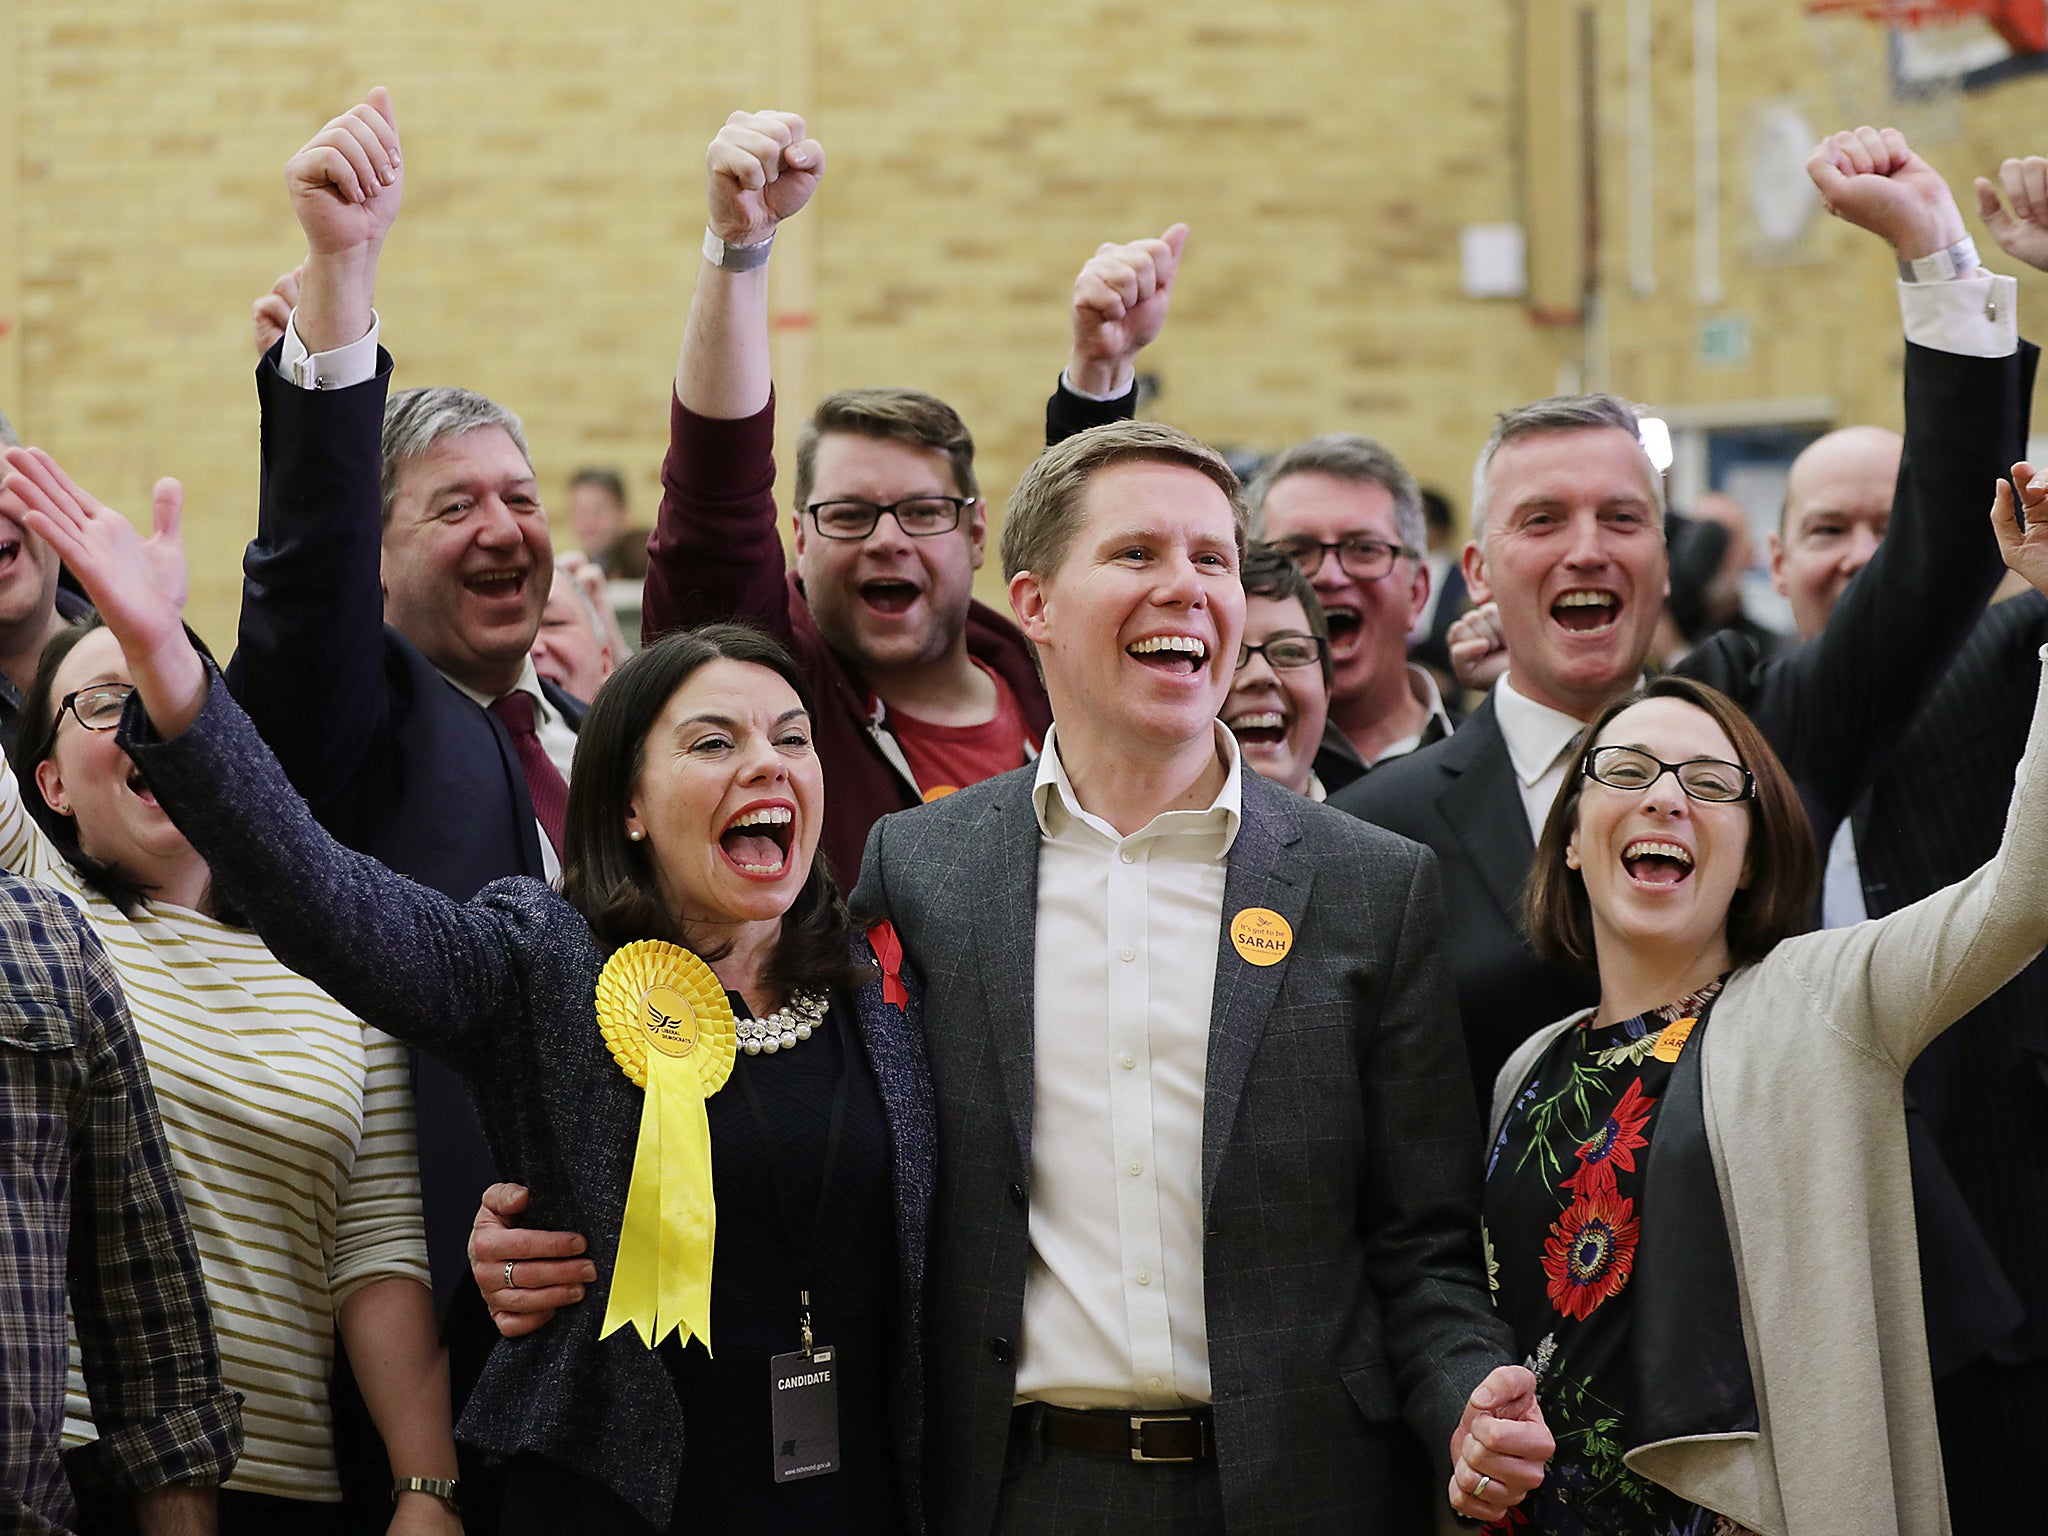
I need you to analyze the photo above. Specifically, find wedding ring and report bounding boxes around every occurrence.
[503,1260,517,1290]
[1472,1473,1493,1499]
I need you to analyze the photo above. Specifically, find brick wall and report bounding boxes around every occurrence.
[3,1,2046,644]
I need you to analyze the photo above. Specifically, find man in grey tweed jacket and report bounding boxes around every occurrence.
[851,421,1549,1535]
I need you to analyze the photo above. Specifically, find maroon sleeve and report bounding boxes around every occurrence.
[642,390,796,646]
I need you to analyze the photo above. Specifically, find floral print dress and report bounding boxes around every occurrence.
[1480,983,1757,1536]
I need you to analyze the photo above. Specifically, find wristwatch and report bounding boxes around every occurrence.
[703,225,774,272]
[392,1476,462,1512]
[1897,236,1981,283]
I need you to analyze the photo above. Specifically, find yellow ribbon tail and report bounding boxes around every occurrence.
[599,1049,716,1351]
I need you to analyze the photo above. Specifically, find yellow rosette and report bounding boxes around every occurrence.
[594,939,736,1350]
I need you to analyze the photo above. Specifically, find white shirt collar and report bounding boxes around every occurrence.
[445,654,559,726]
[1493,671,1592,789]
[1031,719,1243,854]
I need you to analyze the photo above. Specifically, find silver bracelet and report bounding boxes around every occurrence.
[1897,236,1980,283]
[703,225,774,272]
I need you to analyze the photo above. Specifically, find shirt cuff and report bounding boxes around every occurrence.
[1896,273,2018,358]
[1058,367,1128,403]
[280,311,381,390]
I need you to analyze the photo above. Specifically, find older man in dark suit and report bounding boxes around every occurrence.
[227,88,582,1529]
[1336,126,2037,1111]
[850,420,1550,1535]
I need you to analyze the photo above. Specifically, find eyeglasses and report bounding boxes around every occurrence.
[1581,745,1756,804]
[803,496,975,540]
[1269,534,1419,582]
[1236,634,1326,672]
[58,683,136,733]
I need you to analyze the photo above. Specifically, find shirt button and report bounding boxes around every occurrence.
[1149,1375,1165,1391]
[1137,1268,1152,1286]
[1118,947,1136,962]
[1120,850,1136,864]
[1128,1161,1143,1177]
[1121,1053,1136,1070]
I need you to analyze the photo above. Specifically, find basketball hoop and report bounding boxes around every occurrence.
[1804,0,2046,51]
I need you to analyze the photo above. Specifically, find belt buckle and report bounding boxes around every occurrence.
[1127,1413,1195,1464]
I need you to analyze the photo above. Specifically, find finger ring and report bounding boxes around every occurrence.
[503,1260,517,1290]
[1472,1473,1493,1499]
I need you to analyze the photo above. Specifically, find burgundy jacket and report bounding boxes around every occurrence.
[643,392,1052,887]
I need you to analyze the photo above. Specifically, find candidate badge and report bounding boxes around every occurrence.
[594,940,736,1351]
[1230,907,1293,967]
[1651,1015,1698,1063]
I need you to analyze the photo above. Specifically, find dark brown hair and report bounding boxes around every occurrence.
[559,622,874,997]
[793,388,978,509]
[18,617,231,919]
[1525,674,1817,969]
[1240,541,1334,689]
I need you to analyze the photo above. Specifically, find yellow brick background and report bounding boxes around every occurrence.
[3,1,2048,647]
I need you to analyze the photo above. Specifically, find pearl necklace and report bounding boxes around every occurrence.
[736,990,830,1055]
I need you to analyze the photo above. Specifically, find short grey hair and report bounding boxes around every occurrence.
[552,558,608,642]
[1247,434,1425,555]
[1470,394,1664,549]
[380,387,532,525]
[0,411,18,450]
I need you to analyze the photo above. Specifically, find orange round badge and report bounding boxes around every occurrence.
[1230,907,1293,966]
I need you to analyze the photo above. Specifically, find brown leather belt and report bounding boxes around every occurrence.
[1013,1403,1215,1463]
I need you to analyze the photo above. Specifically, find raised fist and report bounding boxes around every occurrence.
[1976,156,2048,273]
[286,87,402,259]
[252,264,304,356]
[705,110,823,250]
[1067,223,1189,398]
[1807,126,1969,263]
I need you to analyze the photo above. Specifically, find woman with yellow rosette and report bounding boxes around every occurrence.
[2,449,934,1536]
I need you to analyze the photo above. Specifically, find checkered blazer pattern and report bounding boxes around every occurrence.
[854,764,1510,1536]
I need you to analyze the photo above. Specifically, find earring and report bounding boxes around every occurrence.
[628,828,645,842]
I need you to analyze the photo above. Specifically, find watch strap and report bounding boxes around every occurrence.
[1897,236,1980,283]
[703,225,775,272]
[393,1475,461,1510]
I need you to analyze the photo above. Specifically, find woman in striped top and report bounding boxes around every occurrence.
[6,614,459,1536]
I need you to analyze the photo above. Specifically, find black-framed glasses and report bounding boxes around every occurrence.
[1269,534,1419,582]
[1236,634,1326,672]
[803,496,975,540]
[58,683,136,733]
[1581,745,1756,804]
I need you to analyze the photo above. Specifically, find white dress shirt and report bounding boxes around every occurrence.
[1493,672,1592,841]
[279,313,572,881]
[1015,722,1242,1410]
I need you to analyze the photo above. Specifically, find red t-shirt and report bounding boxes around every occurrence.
[887,661,1038,802]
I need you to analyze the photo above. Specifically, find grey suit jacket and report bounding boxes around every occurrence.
[852,763,1509,1536]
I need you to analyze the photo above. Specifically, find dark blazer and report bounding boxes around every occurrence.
[227,348,583,1308]
[123,676,934,1533]
[852,765,1510,1536]
[1337,339,2037,1106]
[1858,590,2048,1372]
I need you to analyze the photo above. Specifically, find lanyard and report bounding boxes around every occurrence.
[733,1000,853,1356]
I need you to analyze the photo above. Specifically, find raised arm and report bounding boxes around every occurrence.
[1695,128,2032,824]
[642,109,822,644]
[1045,223,1187,445]
[1784,470,2048,1067]
[225,89,403,810]
[4,448,533,1077]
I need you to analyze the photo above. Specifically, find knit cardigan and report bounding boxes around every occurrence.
[1490,649,2048,1536]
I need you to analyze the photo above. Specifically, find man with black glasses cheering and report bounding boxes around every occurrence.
[645,109,1188,883]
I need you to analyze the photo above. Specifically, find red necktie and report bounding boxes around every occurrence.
[489,691,568,857]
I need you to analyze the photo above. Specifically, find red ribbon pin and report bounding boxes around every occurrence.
[868,920,907,1009]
